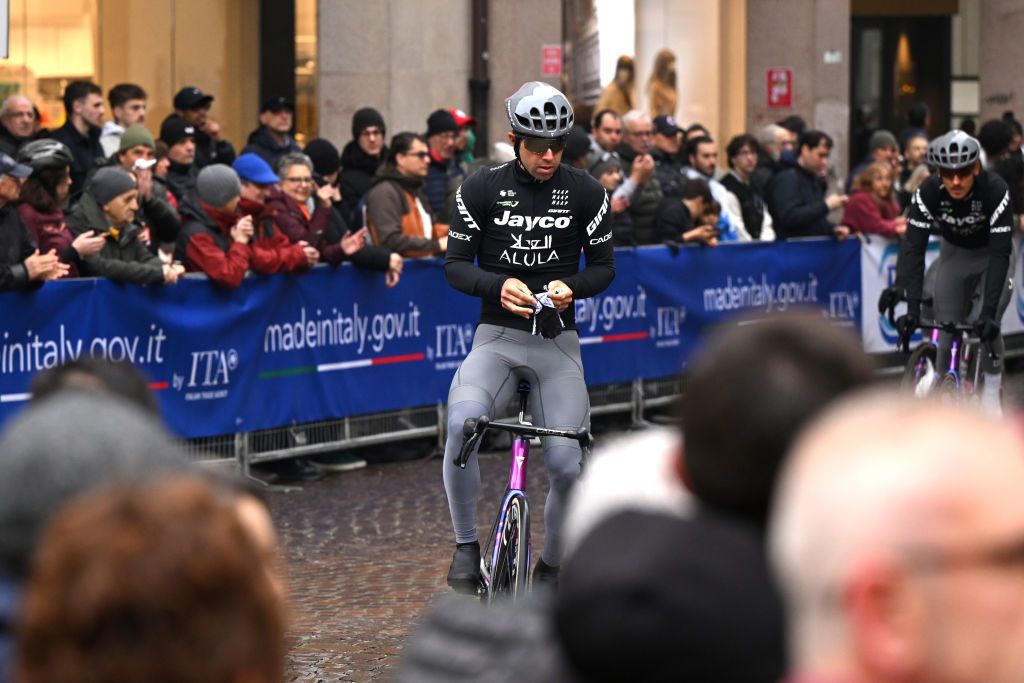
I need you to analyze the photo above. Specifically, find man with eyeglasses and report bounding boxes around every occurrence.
[888,130,1015,416]
[771,393,1024,683]
[339,108,387,227]
[0,96,38,157]
[442,82,615,592]
[616,110,661,243]
[424,109,465,221]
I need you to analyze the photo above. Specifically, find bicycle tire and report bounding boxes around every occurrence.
[938,372,960,399]
[488,493,530,602]
[901,342,938,397]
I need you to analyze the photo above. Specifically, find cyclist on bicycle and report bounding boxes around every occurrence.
[886,129,1016,414]
[442,82,615,592]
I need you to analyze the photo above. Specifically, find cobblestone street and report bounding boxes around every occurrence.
[268,446,552,682]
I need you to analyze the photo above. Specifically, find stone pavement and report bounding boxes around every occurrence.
[268,447,551,682]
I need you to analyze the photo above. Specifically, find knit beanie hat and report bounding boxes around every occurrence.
[565,125,592,164]
[304,138,341,176]
[119,124,155,153]
[351,107,386,139]
[91,167,138,207]
[197,164,241,207]
[868,129,898,152]
[588,151,622,179]
[426,109,459,138]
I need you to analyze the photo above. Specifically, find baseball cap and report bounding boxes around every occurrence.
[0,153,32,178]
[653,115,682,137]
[160,117,196,147]
[449,108,477,127]
[261,96,295,113]
[232,153,280,185]
[173,86,214,110]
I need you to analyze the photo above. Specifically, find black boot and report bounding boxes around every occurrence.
[532,558,559,591]
[446,541,481,594]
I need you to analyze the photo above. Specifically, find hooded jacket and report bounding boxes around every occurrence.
[263,188,354,266]
[174,195,251,288]
[237,196,312,274]
[364,164,444,257]
[240,126,301,172]
[339,140,387,226]
[65,192,164,285]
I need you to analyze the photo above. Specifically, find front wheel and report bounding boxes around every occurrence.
[488,494,530,602]
[938,372,961,401]
[901,342,938,398]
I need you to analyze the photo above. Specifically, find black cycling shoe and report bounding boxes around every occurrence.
[446,542,482,594]
[532,558,560,591]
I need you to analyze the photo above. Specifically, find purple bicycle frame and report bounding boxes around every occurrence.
[508,435,530,491]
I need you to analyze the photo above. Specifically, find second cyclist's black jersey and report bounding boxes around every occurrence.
[445,160,615,331]
[899,170,1013,318]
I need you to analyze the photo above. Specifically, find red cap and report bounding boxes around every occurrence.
[449,108,477,127]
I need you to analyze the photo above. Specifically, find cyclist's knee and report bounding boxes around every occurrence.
[446,400,487,439]
[545,444,582,492]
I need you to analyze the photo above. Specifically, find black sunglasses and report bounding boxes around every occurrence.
[522,136,567,155]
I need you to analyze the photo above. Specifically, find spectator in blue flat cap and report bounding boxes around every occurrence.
[233,152,318,275]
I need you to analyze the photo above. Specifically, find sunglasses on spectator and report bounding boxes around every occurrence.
[938,166,974,180]
[522,136,567,155]
[404,151,431,159]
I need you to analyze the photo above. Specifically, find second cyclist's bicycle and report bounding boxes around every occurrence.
[454,381,592,602]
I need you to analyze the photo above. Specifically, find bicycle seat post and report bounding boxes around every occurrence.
[517,381,532,426]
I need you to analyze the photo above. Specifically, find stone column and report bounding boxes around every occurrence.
[979,1,1024,121]
[746,0,851,173]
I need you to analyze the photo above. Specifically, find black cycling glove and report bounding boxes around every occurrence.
[895,314,919,354]
[877,286,901,316]
[975,315,1000,343]
[531,291,564,339]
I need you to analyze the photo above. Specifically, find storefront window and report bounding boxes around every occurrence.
[1,0,98,129]
[295,0,317,144]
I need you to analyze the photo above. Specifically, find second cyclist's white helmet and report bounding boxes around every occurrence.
[926,130,981,170]
[505,82,574,139]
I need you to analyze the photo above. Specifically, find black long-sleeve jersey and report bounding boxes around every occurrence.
[445,160,615,332]
[898,170,1013,318]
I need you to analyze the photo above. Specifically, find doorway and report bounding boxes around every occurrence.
[850,16,951,166]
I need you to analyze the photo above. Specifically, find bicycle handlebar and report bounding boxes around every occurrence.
[454,416,593,469]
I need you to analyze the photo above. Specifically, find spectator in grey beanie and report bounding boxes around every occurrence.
[65,167,183,285]
[0,391,193,677]
[846,128,899,193]
[340,107,388,227]
[174,163,254,288]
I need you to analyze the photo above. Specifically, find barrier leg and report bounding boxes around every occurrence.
[631,379,652,429]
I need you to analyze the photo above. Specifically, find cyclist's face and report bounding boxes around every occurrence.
[940,162,980,199]
[509,132,563,181]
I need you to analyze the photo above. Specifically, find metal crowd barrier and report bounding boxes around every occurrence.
[180,375,685,469]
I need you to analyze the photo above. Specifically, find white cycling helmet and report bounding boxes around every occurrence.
[505,81,574,139]
[926,130,981,170]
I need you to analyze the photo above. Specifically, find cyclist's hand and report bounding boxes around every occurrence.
[878,286,901,316]
[975,316,1001,343]
[895,314,919,354]
[501,277,535,319]
[546,280,573,312]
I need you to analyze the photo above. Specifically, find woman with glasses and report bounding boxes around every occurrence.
[363,132,448,257]
[265,152,365,265]
[890,130,1016,415]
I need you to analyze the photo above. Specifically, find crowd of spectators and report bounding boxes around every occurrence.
[5,77,1024,298]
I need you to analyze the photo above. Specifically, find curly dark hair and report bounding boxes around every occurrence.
[17,476,286,683]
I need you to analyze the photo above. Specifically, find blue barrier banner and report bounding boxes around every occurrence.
[0,241,861,438]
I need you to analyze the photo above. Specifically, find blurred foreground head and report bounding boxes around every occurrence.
[771,394,1024,683]
[17,476,285,683]
[0,391,189,579]
[680,314,875,525]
